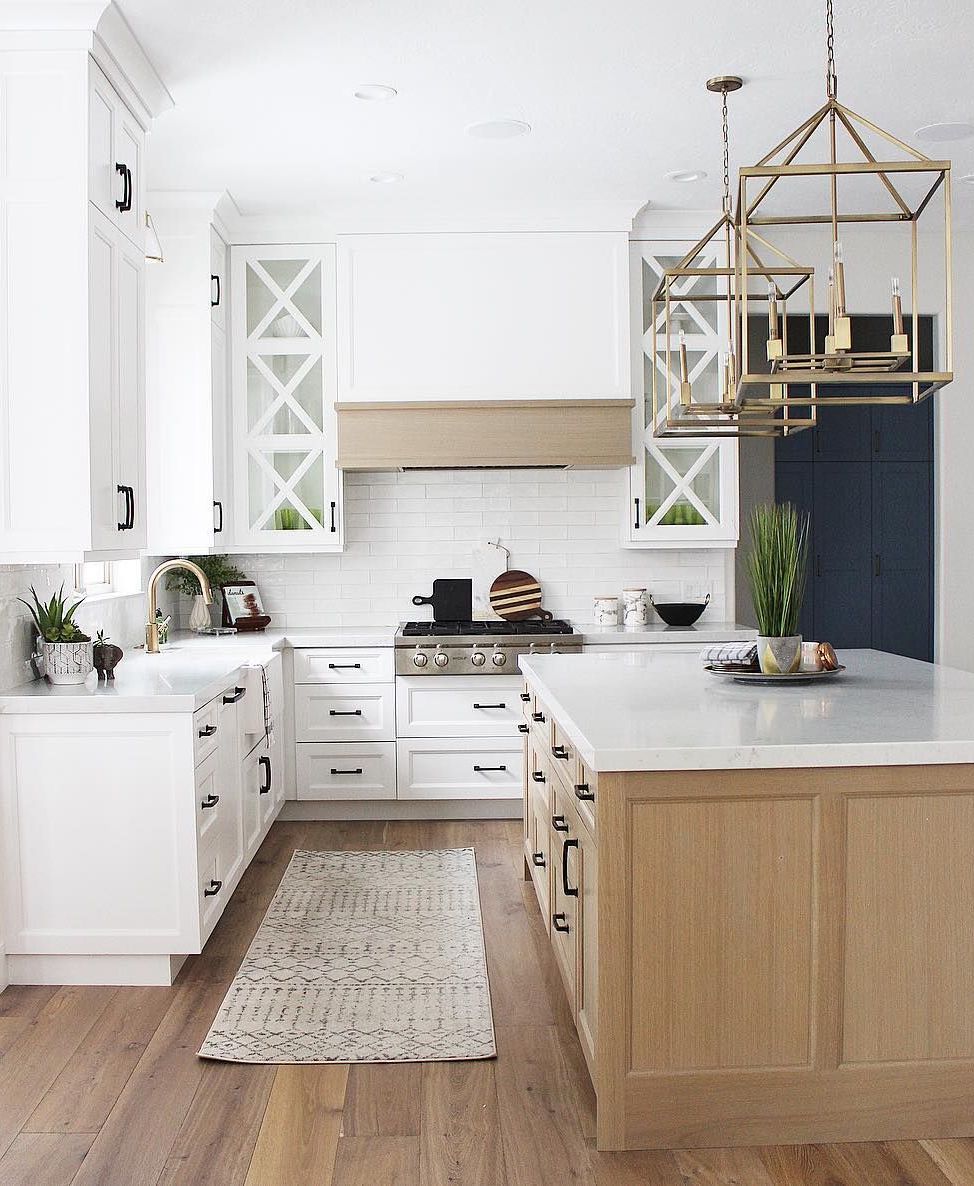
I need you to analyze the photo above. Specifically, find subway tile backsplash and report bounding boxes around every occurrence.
[229,469,732,628]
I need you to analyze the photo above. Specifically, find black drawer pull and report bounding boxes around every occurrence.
[331,767,363,775]
[520,692,531,702]
[259,755,271,794]
[203,878,222,897]
[329,709,363,716]
[117,484,134,531]
[552,814,569,833]
[211,274,221,307]
[474,702,506,710]
[574,783,595,801]
[474,764,507,773]
[223,687,246,704]
[551,745,570,760]
[634,496,641,530]
[531,770,546,783]
[198,724,217,738]
[532,711,545,722]
[328,662,361,670]
[330,500,337,532]
[200,793,220,810]
[552,912,570,933]
[517,723,529,734]
[213,500,223,533]
[562,837,579,897]
[115,161,132,212]
[532,851,546,868]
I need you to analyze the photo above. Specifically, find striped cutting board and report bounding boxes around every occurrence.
[488,569,553,621]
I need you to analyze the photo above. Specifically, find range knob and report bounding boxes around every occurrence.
[470,649,486,667]
[491,650,508,667]
[434,649,450,668]
[412,650,428,667]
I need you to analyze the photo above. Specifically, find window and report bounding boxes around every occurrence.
[74,559,142,598]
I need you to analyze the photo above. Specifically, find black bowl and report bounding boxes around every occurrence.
[650,596,710,627]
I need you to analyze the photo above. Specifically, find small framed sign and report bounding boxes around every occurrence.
[221,580,271,632]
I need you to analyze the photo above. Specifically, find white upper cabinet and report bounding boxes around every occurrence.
[88,61,145,250]
[336,232,630,403]
[626,240,739,548]
[229,245,343,551]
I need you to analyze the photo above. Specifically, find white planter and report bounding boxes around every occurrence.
[189,594,212,632]
[43,640,93,685]
[757,635,802,675]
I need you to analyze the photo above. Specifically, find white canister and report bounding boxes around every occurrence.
[593,596,619,626]
[622,587,648,627]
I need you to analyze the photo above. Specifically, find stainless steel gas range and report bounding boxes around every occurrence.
[394,619,581,675]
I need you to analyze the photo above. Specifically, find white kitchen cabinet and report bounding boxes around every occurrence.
[292,646,394,684]
[336,232,630,403]
[396,676,524,739]
[88,60,145,250]
[230,244,343,550]
[626,240,739,548]
[294,683,396,743]
[296,741,397,801]
[397,738,523,801]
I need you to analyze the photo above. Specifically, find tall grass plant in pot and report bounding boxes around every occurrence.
[744,502,810,675]
[19,585,92,685]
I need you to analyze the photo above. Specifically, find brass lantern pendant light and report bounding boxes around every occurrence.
[736,0,953,409]
[651,78,816,438]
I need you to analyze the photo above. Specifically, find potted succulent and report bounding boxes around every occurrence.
[165,554,246,631]
[19,585,93,685]
[744,502,810,675]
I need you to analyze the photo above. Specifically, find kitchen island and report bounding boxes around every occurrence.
[518,648,974,1151]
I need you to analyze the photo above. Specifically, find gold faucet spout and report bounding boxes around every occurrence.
[145,560,213,653]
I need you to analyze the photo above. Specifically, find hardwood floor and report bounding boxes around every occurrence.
[1,818,972,1185]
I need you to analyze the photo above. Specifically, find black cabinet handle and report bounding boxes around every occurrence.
[259,755,271,794]
[873,428,881,455]
[115,161,132,212]
[329,709,362,716]
[223,687,246,704]
[532,852,546,868]
[330,500,337,532]
[634,496,640,530]
[117,484,134,531]
[474,764,507,773]
[474,702,506,710]
[531,711,545,722]
[213,500,223,533]
[551,745,570,760]
[531,770,546,783]
[574,783,595,802]
[330,767,363,775]
[815,554,822,579]
[517,723,529,734]
[211,274,221,307]
[562,837,579,897]
[203,878,222,897]
[198,724,217,739]
[552,814,569,833]
[328,662,361,670]
[874,553,882,578]
[520,692,531,702]
[200,793,220,809]
[552,912,570,933]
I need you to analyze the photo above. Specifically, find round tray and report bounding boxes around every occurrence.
[704,664,846,686]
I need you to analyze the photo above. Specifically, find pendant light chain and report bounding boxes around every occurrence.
[721,89,731,213]
[826,0,838,98]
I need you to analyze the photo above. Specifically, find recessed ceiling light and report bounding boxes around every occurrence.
[960,173,974,184]
[666,169,708,183]
[466,119,532,140]
[354,84,398,101]
[369,171,403,184]
[914,122,974,142]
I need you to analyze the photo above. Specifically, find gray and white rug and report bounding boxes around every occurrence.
[198,848,496,1063]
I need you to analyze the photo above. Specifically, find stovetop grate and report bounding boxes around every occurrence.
[401,619,574,638]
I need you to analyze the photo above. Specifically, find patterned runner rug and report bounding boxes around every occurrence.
[198,848,496,1063]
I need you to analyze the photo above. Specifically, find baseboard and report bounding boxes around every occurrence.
[280,799,523,821]
[0,941,7,994]
[7,952,187,987]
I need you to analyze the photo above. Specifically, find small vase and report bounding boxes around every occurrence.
[757,635,802,675]
[43,641,93,685]
[189,594,211,633]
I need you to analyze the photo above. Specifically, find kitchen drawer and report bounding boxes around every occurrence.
[198,846,227,943]
[550,786,579,1007]
[294,683,395,742]
[296,742,397,801]
[396,676,523,738]
[520,682,535,722]
[526,736,552,813]
[195,749,224,848]
[293,647,394,684]
[573,755,597,834]
[549,716,577,788]
[193,699,221,767]
[528,786,551,928]
[397,739,523,801]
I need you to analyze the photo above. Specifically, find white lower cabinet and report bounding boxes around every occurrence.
[396,676,523,738]
[297,741,397,801]
[294,683,395,743]
[396,739,523,801]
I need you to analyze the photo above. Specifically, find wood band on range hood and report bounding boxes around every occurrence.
[336,400,635,470]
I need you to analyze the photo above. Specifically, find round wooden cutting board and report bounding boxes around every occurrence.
[488,569,553,621]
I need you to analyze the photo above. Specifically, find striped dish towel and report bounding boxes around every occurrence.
[700,642,758,666]
[259,664,276,748]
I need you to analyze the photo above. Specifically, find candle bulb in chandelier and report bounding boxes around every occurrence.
[833,240,847,315]
[890,275,908,354]
[679,329,692,406]
[767,280,779,340]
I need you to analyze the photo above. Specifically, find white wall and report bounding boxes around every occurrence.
[212,468,732,628]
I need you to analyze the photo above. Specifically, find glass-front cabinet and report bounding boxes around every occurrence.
[229,245,343,550]
[627,240,739,547]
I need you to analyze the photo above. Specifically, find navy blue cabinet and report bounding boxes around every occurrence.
[872,462,933,661]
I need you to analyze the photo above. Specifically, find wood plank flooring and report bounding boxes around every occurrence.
[0,818,972,1185]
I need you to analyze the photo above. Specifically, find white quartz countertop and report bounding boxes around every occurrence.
[576,621,754,645]
[518,649,974,772]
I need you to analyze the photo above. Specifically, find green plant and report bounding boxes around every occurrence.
[18,585,90,643]
[744,502,810,638]
[164,555,246,598]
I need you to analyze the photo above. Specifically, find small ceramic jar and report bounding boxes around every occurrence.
[622,587,648,627]
[593,596,620,626]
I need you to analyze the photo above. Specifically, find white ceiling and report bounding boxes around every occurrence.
[121,0,974,218]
